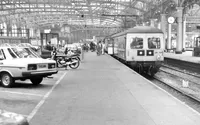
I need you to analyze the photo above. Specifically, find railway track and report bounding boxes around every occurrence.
[161,64,200,78]
[164,57,200,75]
[160,65,200,86]
[154,64,200,103]
[153,72,200,103]
[150,74,200,113]
[111,54,200,105]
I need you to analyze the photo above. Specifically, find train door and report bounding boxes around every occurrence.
[126,33,145,61]
[113,37,119,55]
[107,38,114,55]
[193,36,200,56]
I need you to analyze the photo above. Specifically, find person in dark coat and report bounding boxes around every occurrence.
[51,46,57,60]
[96,41,102,55]
[64,46,69,55]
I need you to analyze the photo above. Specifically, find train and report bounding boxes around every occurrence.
[104,26,164,76]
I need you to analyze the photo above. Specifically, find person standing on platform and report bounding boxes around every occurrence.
[102,41,105,55]
[64,46,69,55]
[90,42,95,52]
[51,46,57,60]
[96,41,102,56]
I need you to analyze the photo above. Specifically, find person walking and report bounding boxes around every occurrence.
[51,46,59,67]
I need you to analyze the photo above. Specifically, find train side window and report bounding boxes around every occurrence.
[148,37,160,49]
[130,37,143,49]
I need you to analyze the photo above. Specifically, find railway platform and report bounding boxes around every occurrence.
[30,52,200,125]
[164,51,200,64]
[164,51,200,73]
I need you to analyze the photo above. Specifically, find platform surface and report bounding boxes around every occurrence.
[30,52,200,125]
[164,51,200,64]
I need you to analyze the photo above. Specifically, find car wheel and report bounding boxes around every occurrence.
[30,77,43,85]
[1,72,14,88]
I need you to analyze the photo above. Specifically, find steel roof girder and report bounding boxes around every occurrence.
[86,0,146,13]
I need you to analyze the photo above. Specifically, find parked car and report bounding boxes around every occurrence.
[0,45,58,87]
[18,43,40,51]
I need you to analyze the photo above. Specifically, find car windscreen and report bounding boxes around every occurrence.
[24,48,41,58]
[11,47,38,58]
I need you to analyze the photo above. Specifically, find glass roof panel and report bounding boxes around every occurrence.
[0,0,166,33]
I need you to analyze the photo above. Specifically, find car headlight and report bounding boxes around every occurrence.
[28,64,37,70]
[48,63,56,69]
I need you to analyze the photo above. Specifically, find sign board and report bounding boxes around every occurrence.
[44,29,51,33]
[31,39,41,46]
[86,39,93,42]
[0,37,28,44]
[50,38,57,45]
[186,16,200,23]
[0,39,20,44]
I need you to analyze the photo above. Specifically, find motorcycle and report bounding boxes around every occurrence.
[51,51,80,69]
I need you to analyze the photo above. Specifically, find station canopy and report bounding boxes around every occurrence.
[0,0,200,35]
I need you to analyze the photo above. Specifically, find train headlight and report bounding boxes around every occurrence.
[156,55,163,61]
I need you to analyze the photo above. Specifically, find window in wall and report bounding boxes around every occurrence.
[12,25,17,37]
[130,37,143,49]
[148,37,161,49]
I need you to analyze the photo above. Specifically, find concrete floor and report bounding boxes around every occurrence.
[29,52,200,125]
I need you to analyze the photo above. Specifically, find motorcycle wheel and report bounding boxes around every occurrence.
[69,58,80,69]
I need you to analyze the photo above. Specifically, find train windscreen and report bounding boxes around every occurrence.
[148,37,161,49]
[130,37,143,49]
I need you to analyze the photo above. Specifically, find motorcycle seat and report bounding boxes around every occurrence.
[67,54,80,57]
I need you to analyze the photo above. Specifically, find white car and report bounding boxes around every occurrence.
[18,43,40,51]
[0,46,58,87]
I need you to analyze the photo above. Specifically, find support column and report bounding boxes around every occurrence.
[176,7,183,54]
[6,23,11,37]
[161,14,167,50]
[40,33,43,52]
[157,22,161,29]
[167,23,172,50]
[150,19,155,27]
[182,16,186,51]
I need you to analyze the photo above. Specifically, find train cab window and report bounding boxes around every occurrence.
[130,37,143,49]
[148,37,161,49]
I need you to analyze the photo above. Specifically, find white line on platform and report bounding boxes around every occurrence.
[21,114,28,117]
[107,54,200,117]
[27,72,67,122]
[0,90,43,97]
